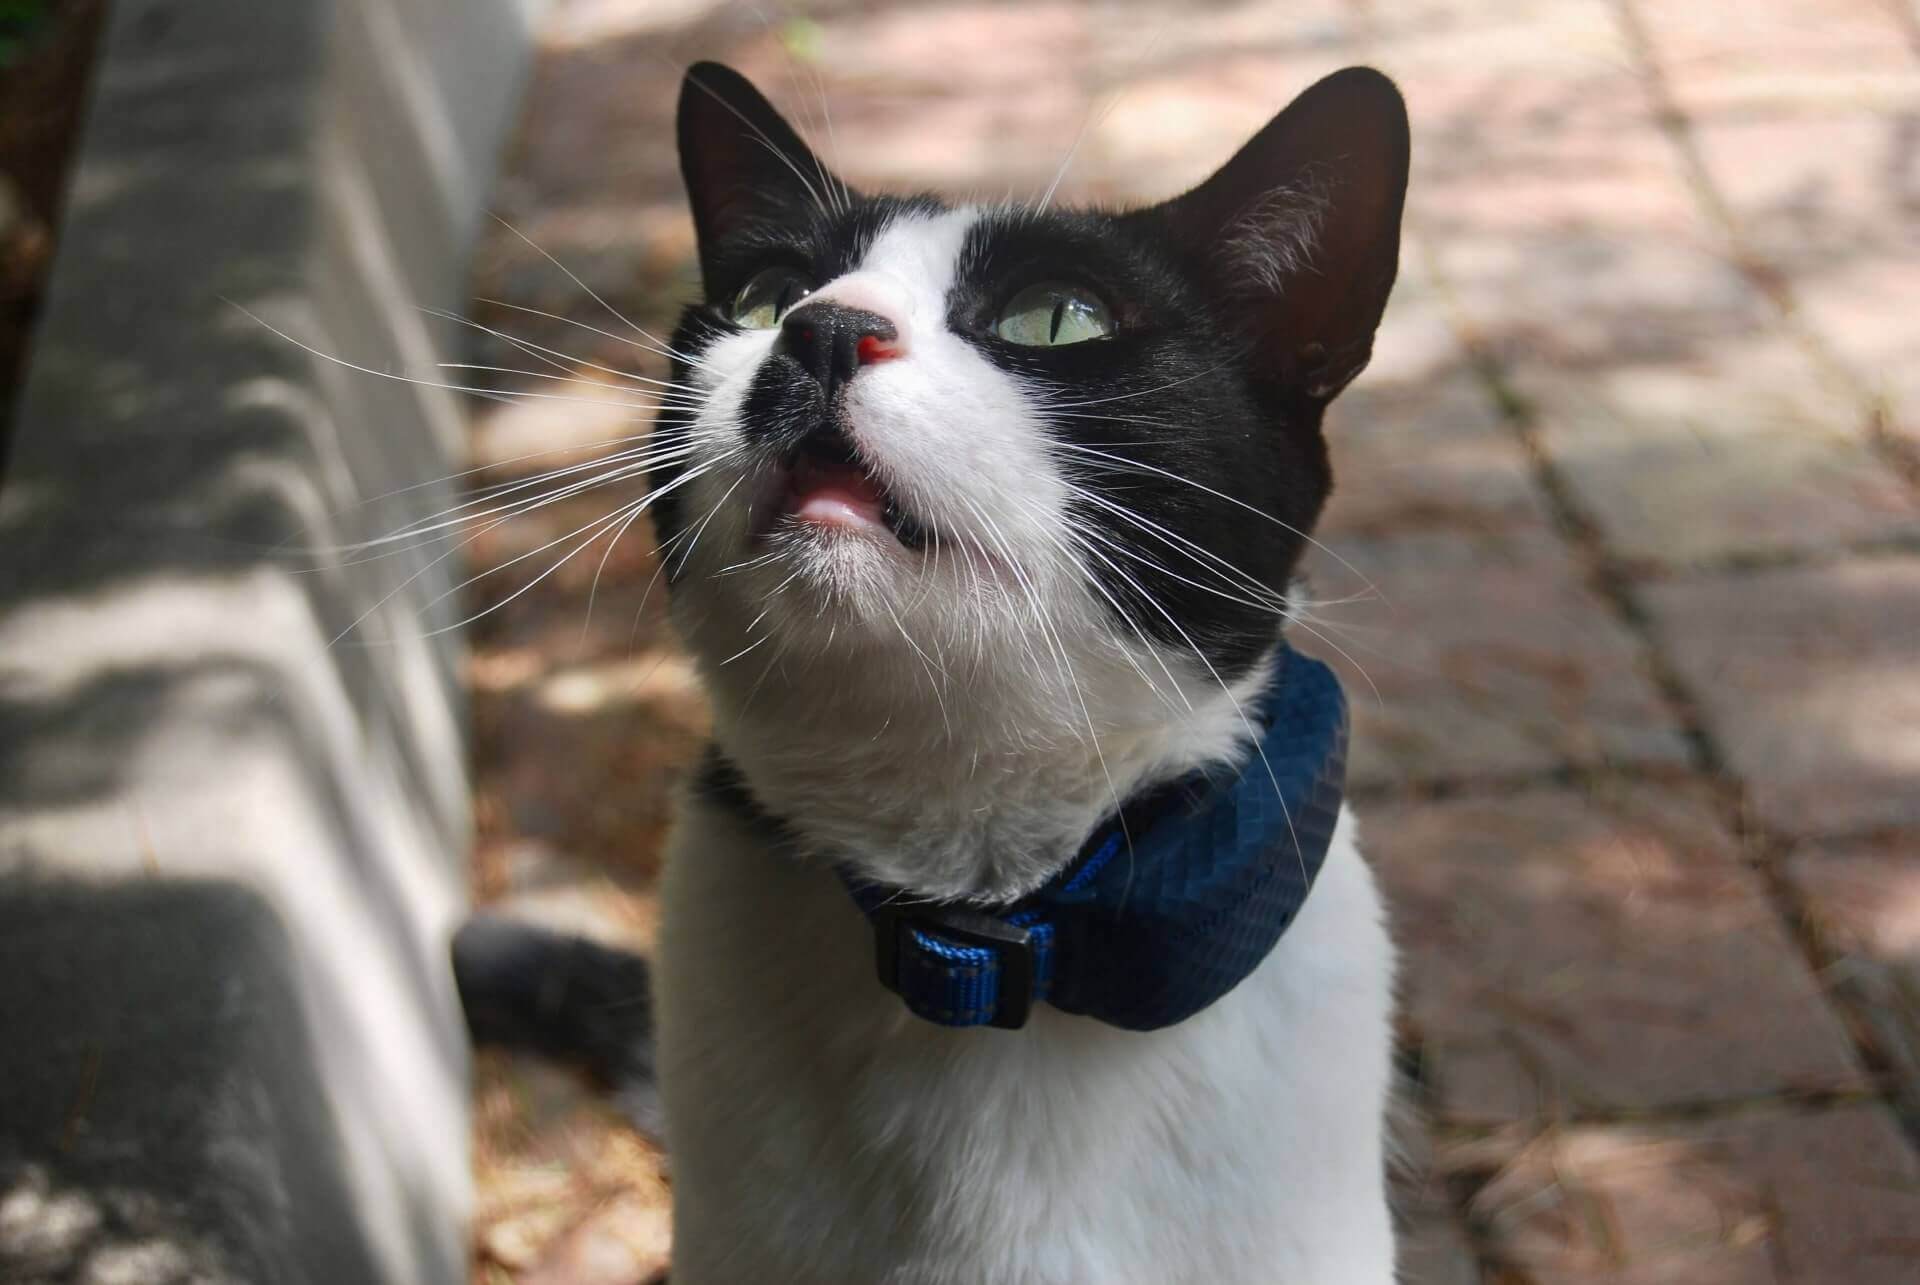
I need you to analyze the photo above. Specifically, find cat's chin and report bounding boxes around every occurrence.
[747,520,920,613]
[766,517,906,564]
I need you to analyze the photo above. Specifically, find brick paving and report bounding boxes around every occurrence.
[457,2,1920,1280]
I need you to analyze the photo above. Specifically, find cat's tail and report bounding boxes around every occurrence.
[451,913,662,1139]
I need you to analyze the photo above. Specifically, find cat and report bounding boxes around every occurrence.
[461,58,1409,1285]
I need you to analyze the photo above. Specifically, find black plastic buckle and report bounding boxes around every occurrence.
[872,906,1035,1030]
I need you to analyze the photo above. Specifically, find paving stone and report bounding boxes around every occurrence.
[1413,129,1918,564]
[1685,110,1920,456]
[1526,333,1920,567]
[1786,835,1920,1114]
[1321,374,1549,545]
[1642,556,1920,838]
[1628,0,1917,118]
[1438,218,1916,566]
[1366,785,1865,1122]
[1319,261,1554,546]
[1451,1106,1920,1284]
[1300,529,1687,788]
[1373,0,1656,211]
[1385,11,1920,567]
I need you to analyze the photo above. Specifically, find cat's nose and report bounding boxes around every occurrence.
[776,303,901,400]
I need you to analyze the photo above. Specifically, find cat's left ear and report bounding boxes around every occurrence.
[677,63,848,281]
[1134,67,1409,405]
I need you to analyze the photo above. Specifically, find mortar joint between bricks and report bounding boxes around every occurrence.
[1414,204,1920,1163]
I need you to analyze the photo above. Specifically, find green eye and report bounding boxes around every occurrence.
[729,267,815,329]
[993,282,1114,347]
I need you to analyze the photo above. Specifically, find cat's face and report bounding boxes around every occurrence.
[652,64,1406,734]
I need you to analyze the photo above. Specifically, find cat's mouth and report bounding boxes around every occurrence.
[767,428,930,548]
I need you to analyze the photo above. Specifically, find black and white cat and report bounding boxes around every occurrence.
[622,60,1411,1284]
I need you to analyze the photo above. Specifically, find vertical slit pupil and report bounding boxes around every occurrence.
[1049,299,1066,343]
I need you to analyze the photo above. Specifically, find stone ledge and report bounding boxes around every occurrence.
[0,1,536,1280]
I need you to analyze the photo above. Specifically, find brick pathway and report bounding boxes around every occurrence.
[458,3,1920,1281]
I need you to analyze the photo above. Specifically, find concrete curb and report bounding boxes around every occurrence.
[0,1,536,1279]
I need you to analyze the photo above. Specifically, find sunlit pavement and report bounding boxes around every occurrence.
[458,3,1920,1280]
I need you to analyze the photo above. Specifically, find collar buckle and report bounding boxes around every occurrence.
[872,906,1035,1030]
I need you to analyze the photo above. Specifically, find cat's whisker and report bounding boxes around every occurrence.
[434,357,711,404]
[1033,359,1239,411]
[1275,614,1384,708]
[1036,92,1118,213]
[423,304,715,397]
[578,484,672,648]
[623,522,698,663]
[434,364,709,414]
[335,483,609,647]
[1003,493,1188,716]
[473,297,714,371]
[343,444,701,557]
[1060,482,1297,616]
[275,426,680,549]
[717,631,774,668]
[1065,522,1311,890]
[954,495,1065,700]
[735,627,792,724]
[669,473,748,583]
[437,465,712,606]
[448,433,704,516]
[486,214,705,364]
[1064,512,1384,708]
[958,492,1132,871]
[1050,441,1386,606]
[882,596,953,742]
[746,135,835,220]
[229,301,697,417]
[805,60,850,217]
[409,463,723,643]
[761,9,852,219]
[683,62,838,218]
[712,547,787,578]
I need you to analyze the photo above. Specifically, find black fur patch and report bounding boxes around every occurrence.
[948,208,1332,677]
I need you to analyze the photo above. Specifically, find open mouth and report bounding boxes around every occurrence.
[775,428,929,548]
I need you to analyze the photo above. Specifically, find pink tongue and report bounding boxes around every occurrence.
[790,458,885,528]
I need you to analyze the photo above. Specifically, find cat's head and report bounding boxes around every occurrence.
[652,62,1406,743]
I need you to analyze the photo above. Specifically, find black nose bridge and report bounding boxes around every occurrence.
[777,304,897,398]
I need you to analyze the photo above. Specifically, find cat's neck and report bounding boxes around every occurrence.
[701,643,1276,902]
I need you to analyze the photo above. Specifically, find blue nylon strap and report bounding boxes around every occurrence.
[889,916,1056,1027]
[843,646,1350,1032]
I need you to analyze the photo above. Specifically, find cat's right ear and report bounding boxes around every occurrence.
[677,63,845,275]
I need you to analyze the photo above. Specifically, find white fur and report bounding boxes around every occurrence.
[655,208,1399,1282]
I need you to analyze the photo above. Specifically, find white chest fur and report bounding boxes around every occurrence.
[654,798,1399,1285]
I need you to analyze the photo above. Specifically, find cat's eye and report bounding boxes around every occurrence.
[730,267,816,329]
[993,282,1114,347]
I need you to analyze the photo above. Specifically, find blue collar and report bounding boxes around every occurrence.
[702,646,1348,1033]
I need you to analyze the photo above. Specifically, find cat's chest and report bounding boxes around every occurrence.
[652,796,1399,1285]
